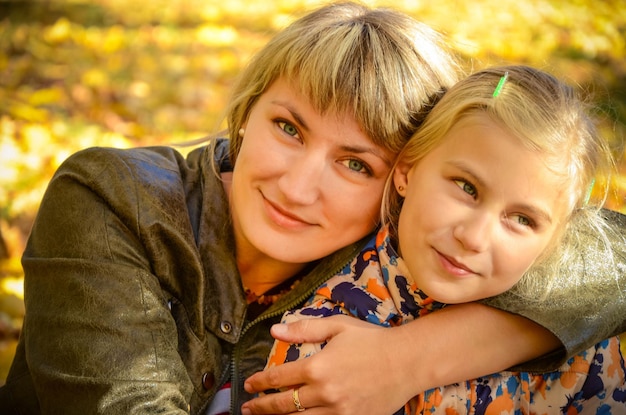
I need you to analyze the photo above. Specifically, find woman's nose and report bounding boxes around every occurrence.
[277,151,325,205]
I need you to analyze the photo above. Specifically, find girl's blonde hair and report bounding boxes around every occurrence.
[385,65,623,317]
[222,1,460,163]
[385,65,613,228]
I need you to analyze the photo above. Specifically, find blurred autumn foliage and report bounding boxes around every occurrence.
[1,0,625,382]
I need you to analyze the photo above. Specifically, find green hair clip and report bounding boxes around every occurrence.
[492,71,509,97]
[584,178,596,205]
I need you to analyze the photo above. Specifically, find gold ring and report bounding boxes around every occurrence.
[292,387,306,412]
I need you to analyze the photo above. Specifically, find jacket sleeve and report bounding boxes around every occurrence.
[483,209,626,372]
[17,147,196,414]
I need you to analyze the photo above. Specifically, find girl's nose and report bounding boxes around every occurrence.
[452,212,493,253]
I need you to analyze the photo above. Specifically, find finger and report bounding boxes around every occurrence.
[270,315,348,343]
[245,361,307,393]
[241,387,314,415]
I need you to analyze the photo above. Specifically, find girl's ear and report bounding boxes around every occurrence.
[393,160,412,197]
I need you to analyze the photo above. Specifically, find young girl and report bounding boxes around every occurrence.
[265,65,626,414]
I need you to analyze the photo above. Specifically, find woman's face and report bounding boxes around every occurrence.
[394,113,567,304]
[230,77,394,269]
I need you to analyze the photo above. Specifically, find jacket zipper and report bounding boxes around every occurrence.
[228,258,356,414]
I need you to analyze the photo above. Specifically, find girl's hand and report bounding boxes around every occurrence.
[241,315,417,415]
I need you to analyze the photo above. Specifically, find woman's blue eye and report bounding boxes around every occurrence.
[278,121,298,137]
[347,159,365,172]
[339,158,371,175]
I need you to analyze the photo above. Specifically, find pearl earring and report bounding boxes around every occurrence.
[398,185,405,193]
[238,128,245,137]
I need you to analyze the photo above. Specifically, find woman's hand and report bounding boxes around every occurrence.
[241,315,418,415]
[240,303,560,415]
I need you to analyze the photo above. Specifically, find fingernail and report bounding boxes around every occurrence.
[271,323,287,335]
[241,407,251,415]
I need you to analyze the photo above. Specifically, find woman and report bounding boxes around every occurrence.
[0,3,623,415]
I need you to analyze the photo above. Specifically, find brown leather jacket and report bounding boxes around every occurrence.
[0,141,369,414]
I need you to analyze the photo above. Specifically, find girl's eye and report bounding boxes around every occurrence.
[341,158,371,175]
[510,214,533,228]
[453,179,477,198]
[277,121,299,138]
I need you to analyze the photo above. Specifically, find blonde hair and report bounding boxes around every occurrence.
[384,64,621,305]
[221,1,460,163]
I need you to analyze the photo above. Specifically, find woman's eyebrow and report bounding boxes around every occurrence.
[271,99,391,166]
[339,144,393,167]
[271,100,309,131]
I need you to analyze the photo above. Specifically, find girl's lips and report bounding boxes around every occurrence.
[437,250,476,277]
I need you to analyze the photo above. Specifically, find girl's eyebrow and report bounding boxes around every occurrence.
[450,161,486,189]
[449,161,553,224]
[514,204,554,225]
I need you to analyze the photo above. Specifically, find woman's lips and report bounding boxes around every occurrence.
[264,197,314,229]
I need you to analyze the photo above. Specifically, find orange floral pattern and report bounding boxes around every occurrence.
[266,226,626,414]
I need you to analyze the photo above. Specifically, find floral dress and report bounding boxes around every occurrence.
[266,226,626,415]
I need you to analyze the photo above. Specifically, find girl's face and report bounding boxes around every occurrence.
[230,77,394,270]
[394,113,568,304]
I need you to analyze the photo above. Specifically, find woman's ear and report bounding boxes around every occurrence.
[239,120,248,138]
[393,160,412,197]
